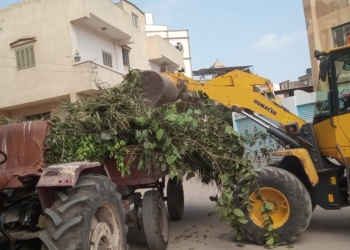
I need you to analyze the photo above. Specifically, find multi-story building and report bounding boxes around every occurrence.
[275,68,313,98]
[145,13,193,78]
[302,0,350,88]
[0,0,184,119]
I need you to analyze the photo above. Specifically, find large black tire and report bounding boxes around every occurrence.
[167,177,184,221]
[233,167,312,245]
[40,174,127,250]
[142,190,168,250]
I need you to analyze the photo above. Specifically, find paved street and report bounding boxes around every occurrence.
[128,178,350,250]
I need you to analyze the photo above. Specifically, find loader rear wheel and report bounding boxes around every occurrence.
[142,190,169,250]
[167,177,184,221]
[40,175,127,250]
[233,167,312,245]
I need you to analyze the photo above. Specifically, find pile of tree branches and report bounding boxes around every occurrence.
[44,70,246,181]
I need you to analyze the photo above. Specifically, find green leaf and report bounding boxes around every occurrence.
[233,208,244,218]
[135,117,146,126]
[265,202,273,211]
[260,205,266,213]
[194,109,202,115]
[142,130,148,137]
[156,129,164,141]
[225,125,234,134]
[161,163,168,171]
[143,141,153,149]
[166,155,177,165]
[169,168,176,179]
[267,224,274,232]
[186,108,193,115]
[220,174,229,185]
[266,237,274,245]
[237,218,248,224]
[164,114,178,121]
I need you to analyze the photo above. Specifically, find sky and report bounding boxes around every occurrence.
[0,0,311,86]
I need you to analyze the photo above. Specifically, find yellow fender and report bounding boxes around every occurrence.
[273,148,319,187]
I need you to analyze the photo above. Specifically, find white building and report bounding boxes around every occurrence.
[0,0,184,120]
[145,13,193,78]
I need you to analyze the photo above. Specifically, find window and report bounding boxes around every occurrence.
[132,13,139,28]
[333,22,350,48]
[122,48,130,67]
[102,51,113,68]
[15,44,35,70]
[334,49,350,113]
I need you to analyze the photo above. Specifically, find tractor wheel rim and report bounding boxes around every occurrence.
[90,222,112,250]
[90,201,121,250]
[249,187,290,229]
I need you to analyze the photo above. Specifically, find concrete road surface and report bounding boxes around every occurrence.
[128,178,350,250]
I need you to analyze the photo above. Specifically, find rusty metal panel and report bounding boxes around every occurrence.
[105,151,168,187]
[37,162,101,187]
[0,121,51,190]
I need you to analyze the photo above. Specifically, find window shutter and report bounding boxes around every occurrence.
[30,47,35,66]
[16,51,21,69]
[14,44,35,70]
[102,51,112,68]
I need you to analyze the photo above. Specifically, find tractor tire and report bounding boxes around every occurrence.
[167,177,184,221]
[233,167,312,245]
[40,174,127,250]
[142,190,168,250]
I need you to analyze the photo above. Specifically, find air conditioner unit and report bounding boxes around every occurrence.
[175,42,184,52]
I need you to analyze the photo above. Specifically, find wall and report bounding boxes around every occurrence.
[74,24,124,72]
[119,0,150,71]
[303,0,350,89]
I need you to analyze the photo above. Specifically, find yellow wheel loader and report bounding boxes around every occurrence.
[140,36,350,245]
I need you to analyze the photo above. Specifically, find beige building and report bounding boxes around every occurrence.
[303,0,350,88]
[0,0,184,120]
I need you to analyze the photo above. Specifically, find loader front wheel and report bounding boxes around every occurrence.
[40,175,127,250]
[233,167,312,245]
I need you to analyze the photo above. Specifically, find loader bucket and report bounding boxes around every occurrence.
[140,70,185,108]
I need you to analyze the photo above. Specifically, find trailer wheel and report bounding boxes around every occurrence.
[233,167,312,245]
[142,190,168,250]
[167,177,184,221]
[40,175,127,250]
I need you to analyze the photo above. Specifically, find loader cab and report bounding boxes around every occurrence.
[313,40,350,164]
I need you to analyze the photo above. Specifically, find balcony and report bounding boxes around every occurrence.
[68,0,133,45]
[147,35,184,70]
[0,61,124,111]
